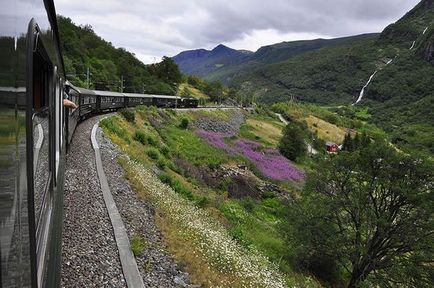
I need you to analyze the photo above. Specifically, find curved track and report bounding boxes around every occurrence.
[61,116,126,287]
[62,115,193,287]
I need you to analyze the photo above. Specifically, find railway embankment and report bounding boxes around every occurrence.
[98,107,312,287]
[62,116,126,287]
[62,116,192,287]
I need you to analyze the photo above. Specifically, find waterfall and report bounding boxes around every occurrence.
[354,71,377,105]
[410,41,416,50]
[386,59,393,65]
[423,27,428,35]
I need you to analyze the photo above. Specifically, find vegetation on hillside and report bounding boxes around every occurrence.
[101,105,432,287]
[288,142,433,287]
[58,16,181,94]
[172,1,434,155]
[101,107,318,287]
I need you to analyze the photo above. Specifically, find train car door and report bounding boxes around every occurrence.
[26,20,54,287]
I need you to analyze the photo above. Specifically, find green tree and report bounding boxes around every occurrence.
[342,133,354,151]
[203,81,224,103]
[278,123,307,161]
[153,56,182,85]
[288,143,433,287]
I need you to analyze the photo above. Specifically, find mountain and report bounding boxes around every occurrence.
[173,0,434,155]
[172,44,250,78]
[173,34,378,83]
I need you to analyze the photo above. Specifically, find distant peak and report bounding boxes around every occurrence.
[212,44,231,52]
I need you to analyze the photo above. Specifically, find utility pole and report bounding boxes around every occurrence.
[86,67,90,89]
[120,75,124,93]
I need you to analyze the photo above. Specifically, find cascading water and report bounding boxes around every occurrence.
[352,27,428,106]
[353,59,393,105]
[354,71,377,105]
[410,41,416,50]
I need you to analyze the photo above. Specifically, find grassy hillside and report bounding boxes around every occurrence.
[101,107,315,287]
[100,105,410,287]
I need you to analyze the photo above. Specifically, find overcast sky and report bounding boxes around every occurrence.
[56,0,420,64]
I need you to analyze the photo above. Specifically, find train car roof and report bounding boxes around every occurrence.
[94,90,124,97]
[152,94,182,99]
[123,93,153,98]
[66,84,96,95]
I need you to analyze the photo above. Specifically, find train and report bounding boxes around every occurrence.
[0,1,197,287]
[65,84,198,143]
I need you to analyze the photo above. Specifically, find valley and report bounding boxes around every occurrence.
[55,1,434,287]
[173,0,434,156]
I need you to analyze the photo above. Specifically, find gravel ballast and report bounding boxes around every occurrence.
[62,116,126,288]
[97,127,194,287]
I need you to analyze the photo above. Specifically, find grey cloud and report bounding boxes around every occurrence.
[56,0,420,63]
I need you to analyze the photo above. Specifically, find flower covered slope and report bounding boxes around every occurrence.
[196,129,304,182]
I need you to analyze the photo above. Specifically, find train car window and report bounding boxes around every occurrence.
[32,52,51,231]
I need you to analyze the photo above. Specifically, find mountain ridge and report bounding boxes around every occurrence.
[173,0,434,155]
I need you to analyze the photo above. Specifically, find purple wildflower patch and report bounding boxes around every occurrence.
[196,130,304,182]
[235,140,304,182]
[196,130,237,154]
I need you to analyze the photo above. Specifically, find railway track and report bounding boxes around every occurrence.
[62,115,192,287]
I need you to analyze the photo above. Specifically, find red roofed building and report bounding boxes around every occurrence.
[326,141,339,153]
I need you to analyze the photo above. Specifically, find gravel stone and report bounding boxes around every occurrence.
[193,110,245,134]
[62,116,126,288]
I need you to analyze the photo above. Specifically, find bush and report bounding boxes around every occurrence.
[146,135,158,146]
[196,196,210,208]
[179,118,189,129]
[278,123,307,161]
[160,145,170,157]
[121,109,135,123]
[156,158,166,170]
[134,131,146,145]
[130,235,146,257]
[100,117,130,143]
[158,173,195,201]
[146,148,160,160]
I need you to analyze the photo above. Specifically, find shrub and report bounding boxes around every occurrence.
[134,131,146,145]
[146,148,160,160]
[130,235,146,257]
[158,173,195,201]
[158,173,173,185]
[240,198,255,212]
[146,135,158,146]
[100,117,130,143]
[196,196,210,208]
[278,123,307,162]
[156,158,166,170]
[121,109,135,123]
[179,118,189,129]
[160,145,170,157]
